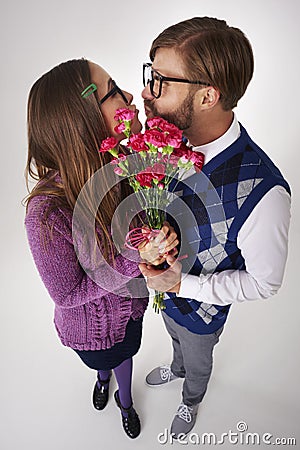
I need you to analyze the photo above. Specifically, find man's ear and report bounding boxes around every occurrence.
[197,87,220,109]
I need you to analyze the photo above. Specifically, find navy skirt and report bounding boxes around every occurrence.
[73,317,143,371]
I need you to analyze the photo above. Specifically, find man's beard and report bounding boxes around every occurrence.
[144,92,194,131]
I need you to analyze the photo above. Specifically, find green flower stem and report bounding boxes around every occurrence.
[118,161,128,172]
[153,291,166,313]
[109,148,119,158]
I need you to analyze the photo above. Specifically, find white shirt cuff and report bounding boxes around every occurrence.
[178,273,202,299]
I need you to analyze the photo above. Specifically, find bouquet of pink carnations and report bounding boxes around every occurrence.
[100,108,204,312]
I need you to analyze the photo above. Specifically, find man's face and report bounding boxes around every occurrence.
[142,47,196,132]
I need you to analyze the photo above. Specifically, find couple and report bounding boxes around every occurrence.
[24,17,291,440]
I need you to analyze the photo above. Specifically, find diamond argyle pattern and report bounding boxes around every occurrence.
[165,129,290,331]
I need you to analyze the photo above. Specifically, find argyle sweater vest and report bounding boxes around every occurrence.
[165,124,291,334]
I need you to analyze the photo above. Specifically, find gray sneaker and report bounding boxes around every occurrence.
[145,365,179,387]
[170,403,199,438]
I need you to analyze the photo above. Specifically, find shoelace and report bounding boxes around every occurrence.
[160,365,174,382]
[176,404,193,423]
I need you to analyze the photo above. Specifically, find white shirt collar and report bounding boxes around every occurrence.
[191,114,240,164]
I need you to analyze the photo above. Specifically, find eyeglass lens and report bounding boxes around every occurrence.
[100,81,129,105]
[143,64,160,98]
[116,84,129,105]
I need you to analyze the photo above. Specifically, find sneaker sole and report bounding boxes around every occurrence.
[145,377,181,387]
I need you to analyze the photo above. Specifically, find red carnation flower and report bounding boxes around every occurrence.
[144,129,167,148]
[128,133,148,152]
[100,137,118,153]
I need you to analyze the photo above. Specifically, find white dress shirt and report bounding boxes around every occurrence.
[177,116,291,305]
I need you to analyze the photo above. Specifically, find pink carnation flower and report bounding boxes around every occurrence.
[114,122,126,134]
[135,163,166,188]
[110,154,127,164]
[128,133,148,152]
[147,117,167,129]
[165,130,183,148]
[168,154,181,167]
[189,151,205,171]
[114,108,135,122]
[159,121,181,134]
[136,171,153,188]
[151,162,165,179]
[100,137,118,152]
[172,141,191,157]
[180,155,190,164]
[144,129,167,148]
[114,166,124,175]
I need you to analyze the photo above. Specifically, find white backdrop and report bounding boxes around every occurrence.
[1,1,299,449]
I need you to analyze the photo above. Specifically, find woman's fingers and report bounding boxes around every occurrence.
[159,238,179,255]
[138,221,179,265]
[155,221,178,254]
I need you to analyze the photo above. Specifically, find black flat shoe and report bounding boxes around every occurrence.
[114,390,141,439]
[92,376,111,410]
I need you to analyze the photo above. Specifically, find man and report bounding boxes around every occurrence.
[139,17,291,438]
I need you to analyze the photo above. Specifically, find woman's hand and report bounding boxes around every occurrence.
[138,221,179,266]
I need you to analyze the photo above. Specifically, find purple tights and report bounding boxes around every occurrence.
[97,357,133,411]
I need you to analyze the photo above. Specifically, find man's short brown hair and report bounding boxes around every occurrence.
[150,17,254,110]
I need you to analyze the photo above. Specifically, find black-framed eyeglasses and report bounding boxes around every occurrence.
[99,80,129,105]
[143,63,210,99]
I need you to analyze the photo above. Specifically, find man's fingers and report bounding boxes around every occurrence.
[139,263,158,276]
[166,254,182,270]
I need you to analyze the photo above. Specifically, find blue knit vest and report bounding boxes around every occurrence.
[165,124,291,334]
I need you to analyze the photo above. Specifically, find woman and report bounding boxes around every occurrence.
[24,58,176,439]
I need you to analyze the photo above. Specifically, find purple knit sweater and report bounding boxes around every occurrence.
[25,195,148,351]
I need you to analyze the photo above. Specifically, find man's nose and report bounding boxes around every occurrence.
[141,83,153,100]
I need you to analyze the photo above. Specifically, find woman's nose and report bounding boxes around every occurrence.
[123,90,133,105]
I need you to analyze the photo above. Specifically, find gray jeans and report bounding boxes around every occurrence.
[162,312,223,406]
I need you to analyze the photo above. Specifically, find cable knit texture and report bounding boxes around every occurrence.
[25,195,148,350]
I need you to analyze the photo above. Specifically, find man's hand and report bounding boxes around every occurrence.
[139,254,182,293]
[138,221,178,266]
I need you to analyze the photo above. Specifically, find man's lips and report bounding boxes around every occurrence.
[144,105,152,116]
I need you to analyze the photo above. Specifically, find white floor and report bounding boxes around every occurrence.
[1,235,299,450]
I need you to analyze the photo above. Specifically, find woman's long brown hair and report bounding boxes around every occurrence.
[25,58,130,261]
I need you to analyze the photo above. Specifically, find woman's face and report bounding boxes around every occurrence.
[89,61,142,141]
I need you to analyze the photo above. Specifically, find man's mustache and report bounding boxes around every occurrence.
[144,100,153,109]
